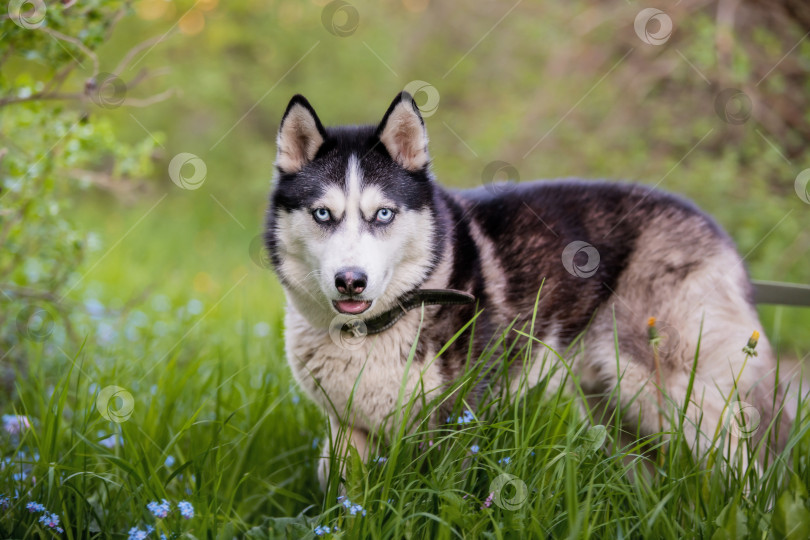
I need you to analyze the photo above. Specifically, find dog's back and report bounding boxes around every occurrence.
[427,179,787,454]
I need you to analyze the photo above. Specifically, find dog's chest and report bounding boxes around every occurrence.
[284,309,445,431]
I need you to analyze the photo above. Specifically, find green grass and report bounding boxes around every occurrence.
[2,196,810,539]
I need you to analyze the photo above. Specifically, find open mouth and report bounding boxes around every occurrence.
[333,299,372,315]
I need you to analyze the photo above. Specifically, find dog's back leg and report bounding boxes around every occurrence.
[577,228,789,462]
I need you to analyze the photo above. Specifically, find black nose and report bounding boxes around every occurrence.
[334,267,367,295]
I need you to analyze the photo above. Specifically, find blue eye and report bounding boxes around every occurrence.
[375,208,394,223]
[313,208,332,223]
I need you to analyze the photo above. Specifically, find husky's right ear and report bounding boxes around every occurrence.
[376,92,430,172]
[275,95,326,174]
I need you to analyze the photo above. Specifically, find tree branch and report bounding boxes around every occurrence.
[113,30,178,75]
[39,26,100,77]
[121,88,176,108]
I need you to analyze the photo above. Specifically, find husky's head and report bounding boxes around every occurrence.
[266,92,442,326]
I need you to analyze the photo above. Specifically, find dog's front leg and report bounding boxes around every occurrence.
[317,414,371,491]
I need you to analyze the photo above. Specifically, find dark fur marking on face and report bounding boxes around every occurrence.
[266,121,435,271]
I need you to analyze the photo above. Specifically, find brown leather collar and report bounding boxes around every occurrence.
[358,289,475,335]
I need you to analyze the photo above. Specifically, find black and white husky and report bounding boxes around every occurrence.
[265,92,787,483]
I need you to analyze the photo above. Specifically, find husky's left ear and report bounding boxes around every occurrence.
[376,92,430,171]
[276,94,327,174]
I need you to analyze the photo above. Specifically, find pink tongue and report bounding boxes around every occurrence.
[336,300,370,314]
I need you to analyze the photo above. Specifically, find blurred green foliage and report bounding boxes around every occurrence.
[0,0,809,535]
[0,0,807,424]
[0,1,160,382]
[98,0,809,353]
